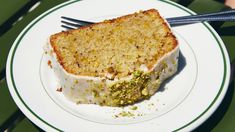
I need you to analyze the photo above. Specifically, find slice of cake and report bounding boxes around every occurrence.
[46,9,179,106]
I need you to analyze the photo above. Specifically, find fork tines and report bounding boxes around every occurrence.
[61,16,94,30]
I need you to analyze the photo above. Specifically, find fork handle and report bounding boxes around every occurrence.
[167,9,235,25]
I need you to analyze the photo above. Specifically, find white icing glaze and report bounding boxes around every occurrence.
[45,38,179,106]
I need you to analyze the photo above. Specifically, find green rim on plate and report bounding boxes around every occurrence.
[8,0,228,131]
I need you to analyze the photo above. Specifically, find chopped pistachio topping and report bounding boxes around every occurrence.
[109,70,151,106]
[86,67,166,106]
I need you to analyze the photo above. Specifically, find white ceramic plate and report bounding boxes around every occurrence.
[6,0,231,131]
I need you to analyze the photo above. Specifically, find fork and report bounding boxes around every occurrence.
[61,9,235,30]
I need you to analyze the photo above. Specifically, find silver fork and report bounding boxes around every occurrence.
[61,9,235,30]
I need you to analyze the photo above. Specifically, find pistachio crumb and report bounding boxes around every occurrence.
[133,70,142,77]
[130,106,138,110]
[74,80,79,84]
[141,88,148,96]
[117,111,135,117]
[92,90,99,97]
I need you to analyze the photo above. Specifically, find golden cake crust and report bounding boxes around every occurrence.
[50,9,178,78]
